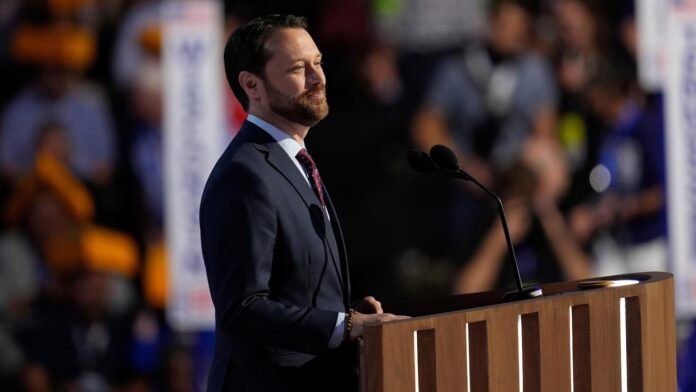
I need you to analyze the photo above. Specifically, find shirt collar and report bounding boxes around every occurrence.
[247,114,306,159]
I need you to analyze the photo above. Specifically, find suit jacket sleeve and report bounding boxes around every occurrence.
[200,161,339,355]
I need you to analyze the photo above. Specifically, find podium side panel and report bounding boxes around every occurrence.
[538,301,571,392]
[589,292,622,392]
[434,315,468,392]
[362,327,383,392]
[486,310,520,392]
[381,324,418,392]
[641,277,676,391]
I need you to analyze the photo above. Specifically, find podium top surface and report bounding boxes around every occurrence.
[384,271,672,318]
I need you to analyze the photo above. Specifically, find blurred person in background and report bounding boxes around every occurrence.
[550,0,622,209]
[0,0,26,107]
[412,0,558,186]
[568,58,667,275]
[552,0,612,98]
[129,58,164,236]
[454,137,589,293]
[364,0,486,108]
[410,0,559,271]
[3,150,96,298]
[1,18,115,187]
[112,0,161,91]
[19,268,133,392]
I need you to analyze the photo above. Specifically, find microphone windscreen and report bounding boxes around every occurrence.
[407,150,438,173]
[430,145,459,171]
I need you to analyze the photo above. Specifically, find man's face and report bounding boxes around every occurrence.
[260,28,328,126]
[488,4,529,56]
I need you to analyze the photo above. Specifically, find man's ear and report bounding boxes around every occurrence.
[239,71,262,103]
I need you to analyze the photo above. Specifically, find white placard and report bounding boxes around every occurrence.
[666,0,696,318]
[162,1,225,331]
[637,0,669,91]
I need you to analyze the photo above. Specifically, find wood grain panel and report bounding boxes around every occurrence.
[640,277,676,391]
[362,327,383,392]
[433,316,468,392]
[487,311,520,391]
[538,303,571,392]
[589,295,621,391]
[381,325,416,392]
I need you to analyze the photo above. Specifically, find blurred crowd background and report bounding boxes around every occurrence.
[0,0,693,391]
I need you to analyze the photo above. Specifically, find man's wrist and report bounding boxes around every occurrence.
[344,308,355,340]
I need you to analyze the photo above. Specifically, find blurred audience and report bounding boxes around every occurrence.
[0,0,685,390]
[1,24,115,186]
[1,151,140,390]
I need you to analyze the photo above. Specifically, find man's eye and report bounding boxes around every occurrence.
[291,65,304,72]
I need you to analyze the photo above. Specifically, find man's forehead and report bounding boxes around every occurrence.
[264,28,320,60]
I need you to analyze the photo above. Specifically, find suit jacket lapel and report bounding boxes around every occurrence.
[245,123,321,210]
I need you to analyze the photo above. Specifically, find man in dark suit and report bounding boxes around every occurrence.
[200,15,406,392]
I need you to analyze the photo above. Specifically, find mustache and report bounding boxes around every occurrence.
[301,84,326,98]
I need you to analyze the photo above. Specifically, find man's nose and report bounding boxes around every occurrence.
[306,65,325,86]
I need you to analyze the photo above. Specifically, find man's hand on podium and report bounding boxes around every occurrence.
[348,296,410,340]
[354,296,383,314]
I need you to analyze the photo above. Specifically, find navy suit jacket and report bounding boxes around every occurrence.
[200,121,352,392]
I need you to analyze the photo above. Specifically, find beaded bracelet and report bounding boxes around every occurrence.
[344,308,356,340]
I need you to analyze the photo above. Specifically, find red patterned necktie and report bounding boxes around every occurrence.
[296,148,326,208]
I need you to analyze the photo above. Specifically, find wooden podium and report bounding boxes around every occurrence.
[359,272,676,392]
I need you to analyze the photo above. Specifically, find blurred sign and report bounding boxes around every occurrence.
[637,0,668,91]
[666,0,696,317]
[162,1,225,331]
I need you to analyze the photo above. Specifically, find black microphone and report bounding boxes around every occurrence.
[410,145,542,300]
[406,150,438,174]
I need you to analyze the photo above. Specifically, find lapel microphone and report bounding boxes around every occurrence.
[407,145,542,300]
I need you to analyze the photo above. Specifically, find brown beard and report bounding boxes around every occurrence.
[265,82,329,126]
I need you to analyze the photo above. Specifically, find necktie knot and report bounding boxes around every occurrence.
[296,148,326,208]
